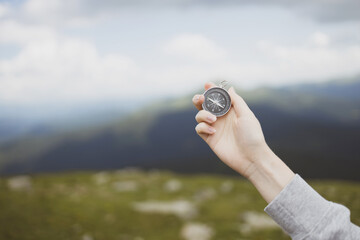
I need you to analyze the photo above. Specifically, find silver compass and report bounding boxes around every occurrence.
[202,80,231,117]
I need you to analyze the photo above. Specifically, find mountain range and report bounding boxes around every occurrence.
[1,78,359,180]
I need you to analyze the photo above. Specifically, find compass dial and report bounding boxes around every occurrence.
[202,87,231,117]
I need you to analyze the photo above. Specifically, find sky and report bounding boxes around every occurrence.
[0,0,360,111]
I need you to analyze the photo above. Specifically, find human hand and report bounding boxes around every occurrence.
[193,82,295,202]
[193,82,270,179]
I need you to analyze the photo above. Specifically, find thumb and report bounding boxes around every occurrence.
[228,86,251,117]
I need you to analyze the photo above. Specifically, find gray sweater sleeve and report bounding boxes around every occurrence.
[264,174,360,240]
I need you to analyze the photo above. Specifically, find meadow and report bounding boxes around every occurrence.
[0,169,359,240]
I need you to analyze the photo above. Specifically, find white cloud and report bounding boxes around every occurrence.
[22,0,360,23]
[0,21,137,105]
[0,3,10,18]
[163,34,227,62]
[0,20,57,45]
[21,0,96,27]
[153,33,360,91]
[0,0,360,109]
[252,38,360,84]
[310,32,330,47]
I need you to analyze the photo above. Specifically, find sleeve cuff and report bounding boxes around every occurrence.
[264,174,332,239]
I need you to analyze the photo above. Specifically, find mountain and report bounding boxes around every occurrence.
[0,78,360,180]
[281,75,360,100]
[0,100,144,143]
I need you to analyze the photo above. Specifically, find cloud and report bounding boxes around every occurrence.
[0,21,137,105]
[0,0,359,108]
[63,0,360,23]
[156,32,360,90]
[251,37,360,84]
[0,20,57,45]
[5,0,359,26]
[310,32,330,47]
[0,3,10,18]
[2,24,359,106]
[22,0,96,27]
[163,34,226,62]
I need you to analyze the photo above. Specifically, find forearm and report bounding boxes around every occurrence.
[244,145,360,239]
[246,144,295,203]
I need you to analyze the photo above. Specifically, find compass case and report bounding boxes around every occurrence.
[202,87,231,117]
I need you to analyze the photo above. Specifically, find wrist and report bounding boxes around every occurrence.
[241,143,274,178]
[246,145,295,203]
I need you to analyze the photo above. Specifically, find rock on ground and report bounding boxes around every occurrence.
[112,181,138,192]
[193,187,217,202]
[163,179,182,192]
[181,222,214,240]
[7,175,32,191]
[93,171,110,185]
[132,200,197,220]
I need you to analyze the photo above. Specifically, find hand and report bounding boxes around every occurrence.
[193,82,268,178]
[193,82,295,203]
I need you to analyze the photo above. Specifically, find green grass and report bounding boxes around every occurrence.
[0,170,359,240]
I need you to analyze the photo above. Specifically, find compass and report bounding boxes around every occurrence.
[202,80,231,117]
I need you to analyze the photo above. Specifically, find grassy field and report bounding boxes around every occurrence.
[0,169,359,240]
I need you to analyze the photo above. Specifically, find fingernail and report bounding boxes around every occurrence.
[207,115,216,122]
[194,95,199,101]
[208,127,216,133]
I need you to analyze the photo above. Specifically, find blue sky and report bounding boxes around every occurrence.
[0,0,359,110]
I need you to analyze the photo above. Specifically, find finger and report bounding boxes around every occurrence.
[195,110,217,124]
[192,94,205,110]
[195,122,216,136]
[193,82,217,110]
[204,82,216,90]
[228,87,251,118]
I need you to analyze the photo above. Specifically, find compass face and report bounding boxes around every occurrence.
[202,87,231,117]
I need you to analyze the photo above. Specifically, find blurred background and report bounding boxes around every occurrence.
[0,0,359,239]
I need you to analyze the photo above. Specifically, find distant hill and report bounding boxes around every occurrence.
[282,75,360,100]
[0,101,138,143]
[1,78,360,180]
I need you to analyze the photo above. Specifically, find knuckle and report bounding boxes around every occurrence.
[195,111,206,122]
[195,124,200,133]
[195,112,201,122]
[199,110,207,117]
[199,122,206,129]
[195,123,204,134]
